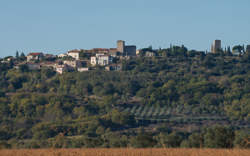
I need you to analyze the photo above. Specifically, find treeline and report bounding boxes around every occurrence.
[0,45,250,149]
[0,126,249,149]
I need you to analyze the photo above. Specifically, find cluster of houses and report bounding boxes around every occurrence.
[11,40,147,74]
[2,40,250,74]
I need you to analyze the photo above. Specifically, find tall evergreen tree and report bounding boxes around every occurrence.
[227,46,231,53]
[16,51,19,58]
[20,52,25,57]
[243,44,245,53]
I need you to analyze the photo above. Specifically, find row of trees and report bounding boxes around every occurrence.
[0,126,249,149]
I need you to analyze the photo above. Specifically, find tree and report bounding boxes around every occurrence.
[234,130,250,148]
[41,68,56,79]
[181,133,202,148]
[110,109,135,126]
[130,132,156,148]
[16,51,19,59]
[19,52,26,61]
[227,46,232,54]
[19,64,29,72]
[161,132,183,148]
[232,45,244,55]
[204,126,234,148]
[203,54,215,68]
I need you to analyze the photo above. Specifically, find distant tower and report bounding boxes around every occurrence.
[211,40,222,53]
[246,45,250,53]
[117,40,125,54]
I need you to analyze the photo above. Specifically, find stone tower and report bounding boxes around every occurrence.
[211,40,222,53]
[246,45,250,53]
[117,40,125,54]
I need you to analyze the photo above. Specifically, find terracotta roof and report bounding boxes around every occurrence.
[68,49,80,53]
[92,48,110,51]
[28,53,43,56]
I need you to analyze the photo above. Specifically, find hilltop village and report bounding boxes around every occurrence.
[1,40,250,149]
[1,40,250,74]
[1,40,137,74]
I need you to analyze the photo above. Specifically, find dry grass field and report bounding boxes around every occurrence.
[0,149,250,156]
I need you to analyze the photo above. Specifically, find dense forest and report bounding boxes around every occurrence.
[0,46,250,148]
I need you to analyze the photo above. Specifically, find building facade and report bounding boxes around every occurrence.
[117,40,125,54]
[54,64,71,74]
[57,53,67,58]
[91,54,113,66]
[27,53,44,62]
[63,60,82,68]
[67,50,80,60]
[98,55,112,66]
[125,45,136,56]
[211,40,222,53]
[117,40,136,56]
[246,45,250,53]
[145,51,156,57]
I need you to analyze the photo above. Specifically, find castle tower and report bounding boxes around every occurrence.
[246,45,250,53]
[117,40,125,54]
[211,40,222,53]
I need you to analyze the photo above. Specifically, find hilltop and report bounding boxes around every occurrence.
[0,43,250,149]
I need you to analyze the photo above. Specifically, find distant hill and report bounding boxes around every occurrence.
[0,48,250,148]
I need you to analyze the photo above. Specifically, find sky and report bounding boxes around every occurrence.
[0,0,250,57]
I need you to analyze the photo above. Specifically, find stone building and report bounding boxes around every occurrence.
[211,40,222,53]
[125,46,136,56]
[109,48,119,57]
[92,48,110,54]
[117,40,136,56]
[27,53,44,62]
[246,45,250,53]
[117,40,125,54]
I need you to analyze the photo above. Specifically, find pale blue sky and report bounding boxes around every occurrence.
[0,0,250,57]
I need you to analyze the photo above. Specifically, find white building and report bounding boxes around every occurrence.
[91,54,113,66]
[54,64,69,74]
[91,56,97,65]
[145,51,156,57]
[78,67,89,72]
[67,50,80,60]
[136,50,141,55]
[98,55,112,66]
[27,53,44,62]
[58,53,68,58]
[63,60,82,68]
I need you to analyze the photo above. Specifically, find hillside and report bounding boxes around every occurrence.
[0,47,250,148]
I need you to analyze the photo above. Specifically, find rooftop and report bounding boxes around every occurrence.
[28,52,43,56]
[68,49,80,53]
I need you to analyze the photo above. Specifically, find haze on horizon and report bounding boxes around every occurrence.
[0,0,249,58]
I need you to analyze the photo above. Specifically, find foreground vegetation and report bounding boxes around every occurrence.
[0,45,250,148]
[0,148,250,156]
